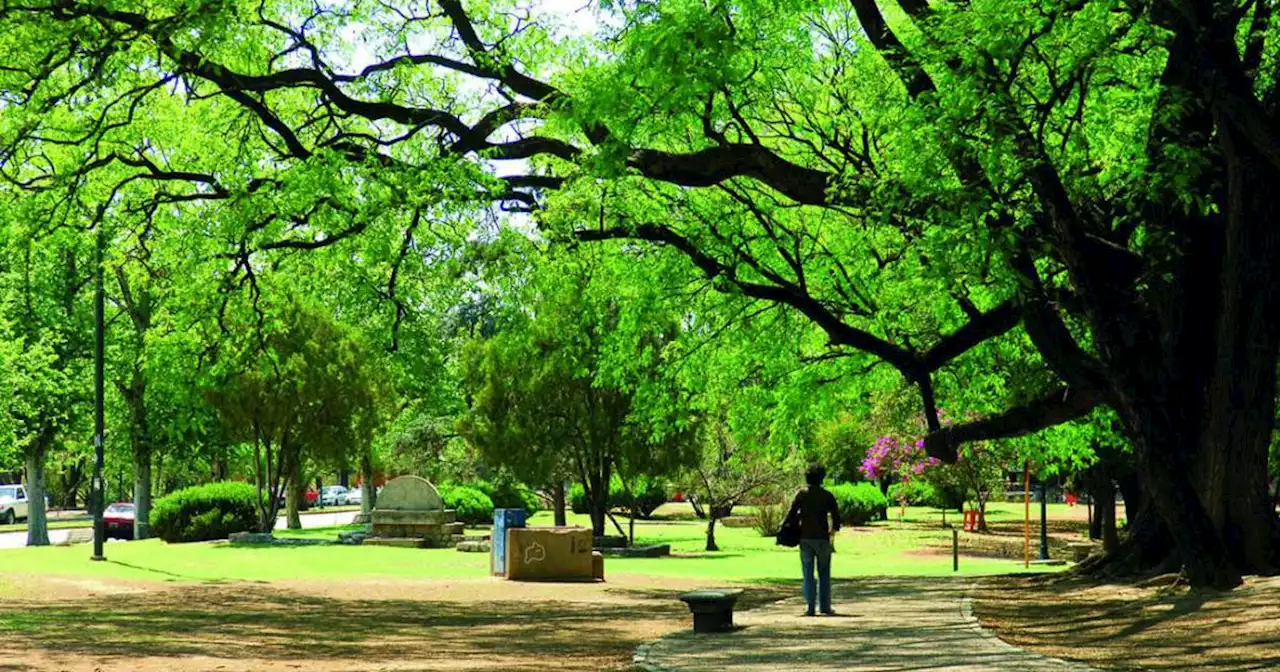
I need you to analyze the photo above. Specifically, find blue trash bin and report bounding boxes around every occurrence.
[492,508,527,576]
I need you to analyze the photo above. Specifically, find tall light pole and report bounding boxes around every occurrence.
[90,222,106,562]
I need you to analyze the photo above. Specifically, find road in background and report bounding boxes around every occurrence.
[0,508,360,550]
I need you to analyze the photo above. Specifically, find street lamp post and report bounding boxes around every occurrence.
[90,223,106,562]
[1038,477,1050,561]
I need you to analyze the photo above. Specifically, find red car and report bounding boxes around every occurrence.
[103,502,136,540]
[276,489,320,510]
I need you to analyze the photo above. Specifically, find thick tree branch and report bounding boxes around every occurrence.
[916,298,1022,372]
[628,145,831,205]
[924,387,1100,461]
[576,224,913,369]
[849,0,935,98]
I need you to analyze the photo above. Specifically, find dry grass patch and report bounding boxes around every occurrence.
[975,573,1280,671]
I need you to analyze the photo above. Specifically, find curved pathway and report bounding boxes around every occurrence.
[636,576,1097,671]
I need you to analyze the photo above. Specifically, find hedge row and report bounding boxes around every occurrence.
[828,482,888,526]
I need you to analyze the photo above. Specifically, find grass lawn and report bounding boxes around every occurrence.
[0,509,1060,671]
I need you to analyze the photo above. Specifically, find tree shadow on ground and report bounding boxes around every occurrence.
[0,585,684,665]
[976,574,1280,672]
[0,580,797,669]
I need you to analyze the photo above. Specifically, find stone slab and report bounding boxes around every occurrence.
[371,508,455,525]
[363,537,427,549]
[457,540,491,553]
[598,543,671,558]
[55,528,95,546]
[377,475,443,511]
[594,535,629,548]
[229,532,274,544]
[370,524,452,539]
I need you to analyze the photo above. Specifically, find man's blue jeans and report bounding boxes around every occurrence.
[800,538,833,613]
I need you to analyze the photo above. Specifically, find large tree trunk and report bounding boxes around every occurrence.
[552,482,567,526]
[360,452,376,515]
[1101,487,1119,553]
[1116,472,1143,529]
[1080,461,1118,551]
[58,459,84,509]
[1194,129,1280,573]
[126,378,152,540]
[1059,29,1279,587]
[286,456,303,530]
[25,442,49,546]
[586,472,608,537]
[133,449,152,540]
[705,517,719,552]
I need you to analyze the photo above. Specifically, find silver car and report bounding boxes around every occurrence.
[320,485,349,506]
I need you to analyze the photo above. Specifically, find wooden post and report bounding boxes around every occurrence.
[952,528,959,572]
[1023,460,1031,568]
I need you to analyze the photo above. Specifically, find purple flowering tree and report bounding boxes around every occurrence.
[861,435,941,519]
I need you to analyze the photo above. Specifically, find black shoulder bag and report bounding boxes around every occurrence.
[775,497,803,547]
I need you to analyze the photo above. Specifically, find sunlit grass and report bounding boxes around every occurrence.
[0,506,1060,595]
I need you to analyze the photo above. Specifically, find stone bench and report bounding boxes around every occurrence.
[677,589,744,633]
[1067,541,1097,562]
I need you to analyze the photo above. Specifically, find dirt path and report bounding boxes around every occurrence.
[0,574,790,671]
[638,576,1094,671]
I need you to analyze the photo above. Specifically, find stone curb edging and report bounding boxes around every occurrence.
[632,633,688,672]
[959,588,1101,671]
[632,639,661,671]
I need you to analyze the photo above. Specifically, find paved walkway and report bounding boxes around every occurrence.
[636,577,1096,671]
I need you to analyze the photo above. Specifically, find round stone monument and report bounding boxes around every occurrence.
[365,476,460,548]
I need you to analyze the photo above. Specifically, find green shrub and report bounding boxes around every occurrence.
[829,482,888,526]
[569,475,669,518]
[472,477,540,518]
[751,500,785,537]
[569,482,590,514]
[614,475,669,519]
[888,480,941,507]
[150,481,259,543]
[438,484,494,525]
